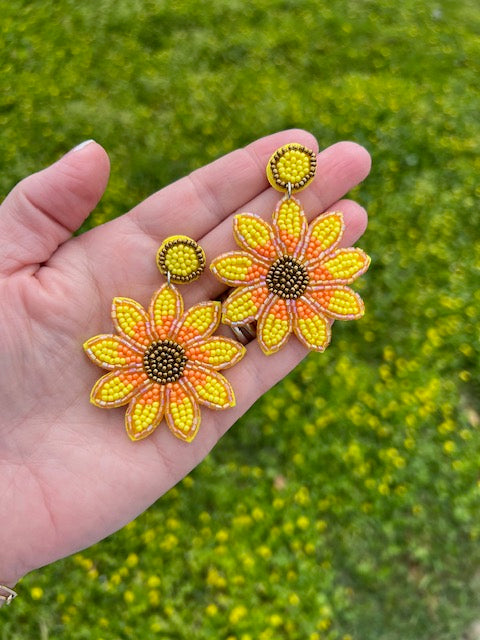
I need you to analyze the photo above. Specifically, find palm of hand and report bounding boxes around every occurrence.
[0,131,370,585]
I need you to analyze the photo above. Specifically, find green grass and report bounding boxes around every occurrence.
[1,0,480,638]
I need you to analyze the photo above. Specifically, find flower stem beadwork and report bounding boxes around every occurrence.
[210,143,371,356]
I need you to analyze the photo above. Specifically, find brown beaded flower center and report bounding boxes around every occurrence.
[143,340,187,385]
[266,256,309,299]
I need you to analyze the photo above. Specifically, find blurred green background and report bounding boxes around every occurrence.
[1,0,480,638]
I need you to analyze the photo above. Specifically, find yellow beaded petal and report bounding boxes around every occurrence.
[184,363,235,410]
[309,248,371,285]
[222,284,270,325]
[148,284,183,341]
[185,337,246,370]
[210,251,268,287]
[233,213,278,261]
[125,384,165,441]
[174,301,221,346]
[302,212,345,263]
[271,197,308,257]
[165,380,200,442]
[111,297,152,348]
[90,367,150,408]
[257,296,293,355]
[293,298,331,352]
[307,286,365,320]
[83,334,143,370]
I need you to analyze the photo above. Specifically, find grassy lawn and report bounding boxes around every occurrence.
[1,0,480,638]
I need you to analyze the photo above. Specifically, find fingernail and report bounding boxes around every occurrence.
[70,139,95,153]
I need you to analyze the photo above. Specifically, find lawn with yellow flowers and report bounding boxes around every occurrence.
[1,0,480,638]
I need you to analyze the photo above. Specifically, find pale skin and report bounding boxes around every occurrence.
[0,130,371,588]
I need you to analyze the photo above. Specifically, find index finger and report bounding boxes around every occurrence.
[125,129,319,239]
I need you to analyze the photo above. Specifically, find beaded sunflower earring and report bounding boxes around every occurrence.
[211,143,371,355]
[84,236,245,442]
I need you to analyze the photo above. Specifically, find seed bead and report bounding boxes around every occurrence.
[266,255,309,300]
[143,339,187,385]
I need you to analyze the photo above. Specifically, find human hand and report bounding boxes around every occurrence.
[0,131,370,587]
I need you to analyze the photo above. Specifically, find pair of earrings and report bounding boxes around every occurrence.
[84,144,370,442]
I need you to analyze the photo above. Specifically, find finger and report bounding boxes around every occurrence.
[125,129,320,239]
[127,136,370,243]
[80,137,370,307]
[0,141,110,276]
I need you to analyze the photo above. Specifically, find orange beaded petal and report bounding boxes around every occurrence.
[83,334,143,370]
[111,297,153,348]
[272,197,308,257]
[221,284,270,325]
[308,248,371,285]
[257,296,293,355]
[233,213,277,261]
[307,285,365,320]
[126,383,165,441]
[185,337,245,370]
[303,211,345,263]
[165,380,201,442]
[183,363,236,410]
[293,297,331,352]
[90,367,150,408]
[210,251,269,287]
[148,285,183,340]
[174,301,221,346]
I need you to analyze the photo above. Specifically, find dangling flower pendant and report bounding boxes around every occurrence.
[210,143,371,355]
[84,284,245,441]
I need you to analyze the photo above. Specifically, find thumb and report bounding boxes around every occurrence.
[0,140,110,276]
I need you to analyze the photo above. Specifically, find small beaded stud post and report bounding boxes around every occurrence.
[266,142,317,193]
[84,236,245,442]
[211,143,371,355]
[156,235,206,284]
